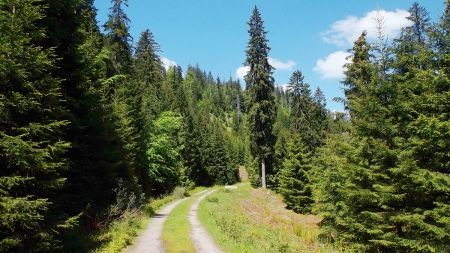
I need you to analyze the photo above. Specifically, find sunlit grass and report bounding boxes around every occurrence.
[90,186,201,253]
[198,183,339,253]
[162,196,197,253]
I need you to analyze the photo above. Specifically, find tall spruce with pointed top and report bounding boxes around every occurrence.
[288,70,314,149]
[244,7,276,188]
[104,0,132,75]
[132,29,165,194]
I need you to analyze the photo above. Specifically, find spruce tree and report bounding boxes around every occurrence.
[104,0,132,75]
[131,29,165,194]
[287,70,315,150]
[278,136,313,213]
[317,4,450,252]
[310,87,328,150]
[245,6,276,188]
[0,0,72,250]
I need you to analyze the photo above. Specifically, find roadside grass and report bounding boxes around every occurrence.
[198,183,339,253]
[89,186,200,253]
[162,195,197,253]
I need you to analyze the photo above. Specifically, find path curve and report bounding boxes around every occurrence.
[189,190,224,253]
[124,190,207,253]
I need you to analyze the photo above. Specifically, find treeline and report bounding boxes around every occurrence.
[0,0,243,251]
[259,2,449,253]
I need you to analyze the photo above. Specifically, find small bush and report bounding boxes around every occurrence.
[172,186,188,198]
[206,196,219,203]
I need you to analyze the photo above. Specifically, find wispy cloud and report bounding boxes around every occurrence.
[313,50,351,79]
[321,9,412,46]
[268,57,296,70]
[161,57,177,70]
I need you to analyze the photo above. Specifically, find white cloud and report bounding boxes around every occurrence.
[236,66,250,80]
[321,9,412,46]
[161,57,177,70]
[268,57,296,70]
[236,57,295,81]
[277,83,290,92]
[314,50,351,79]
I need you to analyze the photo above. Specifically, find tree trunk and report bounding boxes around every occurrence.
[261,158,266,188]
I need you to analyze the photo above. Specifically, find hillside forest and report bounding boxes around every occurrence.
[0,0,448,252]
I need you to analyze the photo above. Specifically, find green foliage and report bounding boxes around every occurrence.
[3,1,447,252]
[104,0,132,75]
[245,7,277,186]
[279,136,313,214]
[0,0,73,250]
[314,3,450,252]
[147,111,183,194]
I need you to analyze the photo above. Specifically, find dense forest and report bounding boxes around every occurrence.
[0,0,448,252]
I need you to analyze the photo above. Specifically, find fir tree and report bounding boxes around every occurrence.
[287,70,314,150]
[131,29,165,194]
[104,0,132,75]
[245,6,276,188]
[0,0,72,250]
[279,136,313,213]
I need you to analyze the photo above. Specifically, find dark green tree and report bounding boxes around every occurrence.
[0,0,73,251]
[104,0,132,75]
[287,70,314,149]
[245,6,276,188]
[279,136,313,213]
[131,29,165,194]
[316,3,450,252]
[311,87,328,150]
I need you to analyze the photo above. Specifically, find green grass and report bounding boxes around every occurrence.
[162,196,197,253]
[89,186,201,253]
[198,183,339,253]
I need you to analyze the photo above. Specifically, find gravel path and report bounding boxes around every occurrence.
[124,190,207,253]
[189,190,224,253]
[124,198,187,253]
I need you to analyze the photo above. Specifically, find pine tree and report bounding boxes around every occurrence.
[102,0,142,197]
[287,70,315,150]
[245,6,276,188]
[311,87,328,150]
[0,0,72,250]
[104,0,132,75]
[279,136,313,214]
[316,4,450,252]
[131,29,165,194]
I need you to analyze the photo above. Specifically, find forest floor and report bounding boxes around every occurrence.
[120,183,338,253]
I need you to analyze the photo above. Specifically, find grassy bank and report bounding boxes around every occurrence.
[89,186,205,253]
[198,183,338,253]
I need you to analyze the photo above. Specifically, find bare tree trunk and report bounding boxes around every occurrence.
[261,158,266,188]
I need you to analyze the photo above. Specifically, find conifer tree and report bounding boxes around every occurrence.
[279,136,313,213]
[0,0,72,250]
[104,0,132,75]
[288,70,315,150]
[316,4,450,252]
[131,29,165,194]
[311,87,328,150]
[245,7,276,188]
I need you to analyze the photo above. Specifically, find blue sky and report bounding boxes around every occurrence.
[94,0,444,111]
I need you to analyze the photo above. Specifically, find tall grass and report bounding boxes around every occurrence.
[198,183,339,253]
[89,186,191,253]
